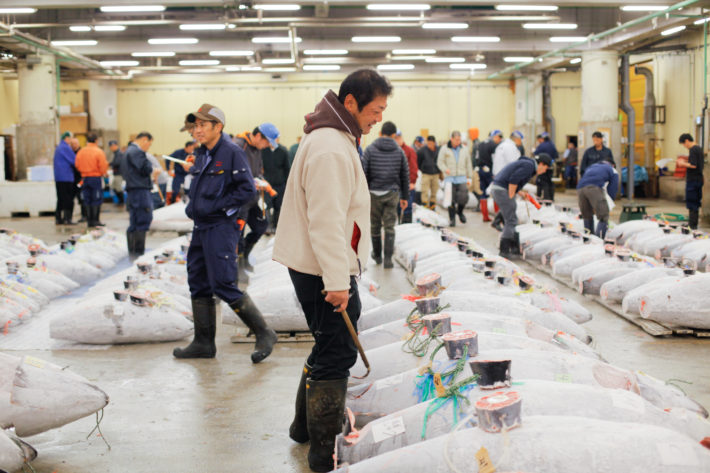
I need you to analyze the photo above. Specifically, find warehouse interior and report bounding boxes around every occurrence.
[1,1,710,472]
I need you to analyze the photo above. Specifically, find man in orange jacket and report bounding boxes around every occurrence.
[75,132,109,227]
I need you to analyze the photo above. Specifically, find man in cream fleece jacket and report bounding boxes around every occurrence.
[273,69,392,473]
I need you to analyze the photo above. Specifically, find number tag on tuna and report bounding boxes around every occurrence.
[475,447,496,473]
[371,416,406,443]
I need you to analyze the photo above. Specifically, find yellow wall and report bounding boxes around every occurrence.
[550,71,582,151]
[0,77,19,132]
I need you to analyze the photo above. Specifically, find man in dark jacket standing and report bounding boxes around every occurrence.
[477,130,503,222]
[417,135,439,210]
[678,133,705,229]
[362,121,409,268]
[395,130,417,224]
[53,132,77,225]
[262,140,290,233]
[577,160,618,238]
[167,141,196,204]
[175,103,277,363]
[533,131,558,201]
[581,131,614,176]
[121,132,158,258]
[109,140,125,205]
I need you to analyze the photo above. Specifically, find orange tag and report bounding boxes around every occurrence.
[433,372,446,398]
[475,447,496,473]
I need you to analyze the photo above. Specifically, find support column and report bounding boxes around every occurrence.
[16,52,58,180]
[514,74,543,156]
[578,50,621,170]
[88,80,119,149]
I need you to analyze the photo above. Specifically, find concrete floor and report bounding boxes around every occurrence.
[1,192,709,473]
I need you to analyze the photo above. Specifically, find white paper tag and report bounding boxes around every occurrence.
[113,304,125,316]
[610,389,645,414]
[656,442,699,466]
[371,416,406,443]
[376,373,404,390]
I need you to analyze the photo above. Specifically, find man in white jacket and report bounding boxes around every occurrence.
[273,69,392,472]
[492,130,523,176]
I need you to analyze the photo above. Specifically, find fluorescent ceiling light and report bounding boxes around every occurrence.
[69,25,92,32]
[352,36,401,42]
[393,48,436,54]
[262,58,295,64]
[225,65,263,71]
[523,23,577,29]
[0,8,37,14]
[422,22,468,29]
[495,4,558,11]
[254,4,301,10]
[132,51,175,57]
[490,15,557,21]
[251,36,302,43]
[304,49,349,55]
[549,36,587,42]
[391,55,431,60]
[504,56,534,62]
[451,36,501,42]
[94,25,126,31]
[303,64,341,71]
[148,38,198,44]
[570,57,582,64]
[367,4,430,10]
[694,18,710,25]
[100,60,140,67]
[661,25,686,36]
[425,57,465,63]
[209,50,254,56]
[100,5,165,12]
[303,57,349,63]
[377,64,415,70]
[50,40,98,46]
[620,5,668,11]
[450,63,487,70]
[179,59,220,66]
[264,67,297,72]
[181,68,221,73]
[179,24,226,30]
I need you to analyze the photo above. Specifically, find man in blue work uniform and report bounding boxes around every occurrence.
[533,131,558,201]
[580,131,614,177]
[174,104,277,363]
[53,131,77,225]
[167,140,196,204]
[491,154,551,259]
[678,133,705,230]
[577,160,618,238]
[121,132,157,259]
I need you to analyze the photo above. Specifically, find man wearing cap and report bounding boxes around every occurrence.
[395,129,417,224]
[233,123,281,273]
[476,130,503,222]
[108,140,125,206]
[533,131,559,201]
[437,130,473,227]
[492,131,523,176]
[491,154,551,258]
[166,141,196,204]
[175,104,277,363]
[53,131,78,225]
[577,160,618,238]
[581,131,614,177]
[75,132,110,227]
[412,135,425,151]
[121,132,159,258]
[261,138,291,233]
[273,69,390,472]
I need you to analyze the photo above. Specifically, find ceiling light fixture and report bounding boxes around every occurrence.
[225,65,263,71]
[303,57,349,63]
[148,38,198,44]
[495,4,558,11]
[377,64,415,70]
[50,40,98,46]
[304,49,349,55]
[549,36,587,42]
[425,57,465,63]
[179,24,226,30]
[303,64,341,71]
[181,68,221,73]
[661,25,686,36]
[393,49,436,54]
[209,50,255,56]
[620,5,668,11]
[179,59,220,66]
[422,22,468,29]
[251,36,302,43]
[100,60,140,67]
[94,25,126,31]
[449,63,487,70]
[264,67,297,72]
[352,36,401,42]
[367,4,430,10]
[262,58,296,64]
[132,51,176,57]
[694,18,710,25]
[69,25,92,32]
[570,57,582,64]
[100,5,165,12]
[451,36,501,42]
[490,15,557,21]
[523,23,577,29]
[391,55,432,60]
[254,4,301,10]
[504,56,534,62]
[0,8,38,14]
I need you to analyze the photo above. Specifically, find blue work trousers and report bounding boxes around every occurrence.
[126,189,154,232]
[188,219,243,303]
[82,176,103,206]
[686,180,703,211]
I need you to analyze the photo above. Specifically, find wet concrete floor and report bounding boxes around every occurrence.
[1,192,708,473]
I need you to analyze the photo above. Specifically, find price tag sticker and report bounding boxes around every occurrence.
[475,447,496,473]
[371,416,406,443]
[24,356,45,369]
[554,373,573,383]
[433,372,446,398]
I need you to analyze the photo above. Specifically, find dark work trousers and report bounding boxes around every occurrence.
[187,219,244,303]
[491,185,518,240]
[171,175,185,203]
[239,199,269,254]
[686,180,703,211]
[82,176,103,207]
[578,185,610,223]
[126,189,154,232]
[450,182,468,207]
[370,191,399,239]
[564,165,577,188]
[536,169,555,201]
[266,183,286,227]
[55,181,75,222]
[478,169,493,198]
[399,189,415,220]
[289,269,362,380]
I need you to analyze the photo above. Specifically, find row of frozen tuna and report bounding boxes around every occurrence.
[0,352,109,472]
[327,219,710,472]
[0,228,127,334]
[518,217,710,329]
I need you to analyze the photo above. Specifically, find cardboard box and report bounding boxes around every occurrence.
[60,115,88,134]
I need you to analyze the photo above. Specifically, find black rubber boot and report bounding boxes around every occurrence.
[237,254,250,285]
[499,237,518,259]
[134,231,147,256]
[689,209,699,230]
[242,241,256,272]
[491,212,504,232]
[371,236,382,265]
[583,218,594,234]
[306,378,347,472]
[448,206,456,227]
[512,232,522,256]
[63,208,77,225]
[457,204,467,224]
[93,205,105,226]
[78,203,87,223]
[595,221,608,239]
[383,234,395,269]
[173,297,217,359]
[229,294,277,363]
[126,231,135,258]
[289,363,312,443]
[402,212,412,224]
